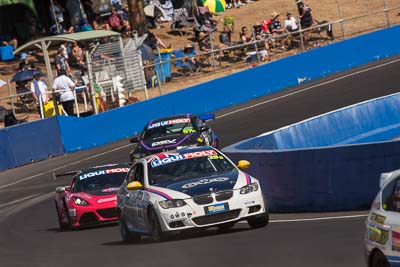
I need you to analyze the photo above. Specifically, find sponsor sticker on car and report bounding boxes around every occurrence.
[149,150,217,167]
[181,177,229,189]
[205,203,229,215]
[147,118,191,129]
[79,168,129,180]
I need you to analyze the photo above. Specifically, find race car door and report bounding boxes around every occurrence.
[382,176,400,258]
[124,163,147,232]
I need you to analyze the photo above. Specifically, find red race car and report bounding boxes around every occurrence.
[54,163,130,229]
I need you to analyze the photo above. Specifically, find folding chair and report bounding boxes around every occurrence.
[172,49,198,76]
[223,16,235,33]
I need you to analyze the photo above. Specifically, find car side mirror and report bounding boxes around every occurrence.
[127,181,143,190]
[130,135,139,143]
[55,187,65,193]
[200,125,209,132]
[237,160,250,170]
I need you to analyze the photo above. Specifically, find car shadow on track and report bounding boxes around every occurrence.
[44,222,118,233]
[101,225,251,246]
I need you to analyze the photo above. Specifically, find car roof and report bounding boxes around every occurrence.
[142,146,217,162]
[79,163,131,174]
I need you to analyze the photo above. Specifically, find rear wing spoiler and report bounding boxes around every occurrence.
[199,113,215,122]
[52,171,80,181]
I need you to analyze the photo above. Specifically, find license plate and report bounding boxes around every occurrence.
[205,203,229,214]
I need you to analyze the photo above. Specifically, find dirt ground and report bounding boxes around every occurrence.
[1,0,400,125]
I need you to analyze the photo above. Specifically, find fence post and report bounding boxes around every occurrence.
[383,0,390,27]
[252,29,260,63]
[7,80,16,116]
[338,0,345,39]
[86,50,98,115]
[155,46,165,86]
[298,19,305,51]
[209,33,217,72]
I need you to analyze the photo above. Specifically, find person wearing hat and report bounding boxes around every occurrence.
[30,70,48,116]
[268,12,291,50]
[198,32,212,52]
[54,46,71,77]
[18,52,35,71]
[183,42,198,68]
[79,18,93,32]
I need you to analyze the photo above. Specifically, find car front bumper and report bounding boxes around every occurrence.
[156,189,266,232]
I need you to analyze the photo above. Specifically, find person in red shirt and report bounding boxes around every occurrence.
[108,8,126,33]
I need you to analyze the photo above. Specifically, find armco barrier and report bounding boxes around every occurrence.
[0,117,64,172]
[222,93,400,212]
[2,26,400,170]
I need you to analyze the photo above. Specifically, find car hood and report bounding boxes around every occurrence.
[159,169,239,197]
[140,133,199,152]
[71,188,119,205]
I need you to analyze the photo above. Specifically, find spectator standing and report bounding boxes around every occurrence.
[49,0,65,24]
[30,71,48,114]
[296,0,313,28]
[18,53,35,71]
[52,69,77,116]
[54,47,71,77]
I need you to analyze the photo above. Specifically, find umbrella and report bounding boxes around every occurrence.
[201,0,226,13]
[139,43,155,62]
[11,69,45,83]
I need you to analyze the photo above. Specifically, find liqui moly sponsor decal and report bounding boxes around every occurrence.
[150,150,217,167]
[147,118,191,129]
[97,196,117,204]
[152,139,177,147]
[182,177,229,189]
[79,168,129,180]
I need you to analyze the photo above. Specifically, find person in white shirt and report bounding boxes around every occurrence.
[52,69,77,116]
[284,12,298,32]
[30,71,48,116]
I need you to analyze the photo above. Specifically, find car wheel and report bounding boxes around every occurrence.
[371,250,389,267]
[148,208,165,242]
[247,196,270,229]
[55,201,69,230]
[217,222,235,232]
[119,216,140,242]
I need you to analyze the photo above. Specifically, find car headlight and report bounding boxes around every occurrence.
[73,196,89,206]
[240,182,259,194]
[159,199,187,209]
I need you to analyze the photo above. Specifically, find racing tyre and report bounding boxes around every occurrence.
[371,250,389,267]
[55,201,69,230]
[119,217,140,242]
[148,208,165,242]
[247,197,269,229]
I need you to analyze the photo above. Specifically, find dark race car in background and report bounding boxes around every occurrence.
[54,163,130,229]
[129,113,219,161]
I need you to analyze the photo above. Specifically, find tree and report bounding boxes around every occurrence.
[127,0,147,36]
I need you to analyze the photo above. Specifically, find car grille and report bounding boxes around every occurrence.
[79,212,98,225]
[193,194,213,205]
[192,209,241,226]
[97,208,117,218]
[215,191,233,201]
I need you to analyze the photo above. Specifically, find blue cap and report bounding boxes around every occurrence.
[20,53,27,60]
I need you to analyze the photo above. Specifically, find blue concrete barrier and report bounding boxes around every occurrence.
[0,117,64,172]
[223,93,400,212]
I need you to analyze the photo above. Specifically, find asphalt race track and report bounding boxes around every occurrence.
[2,55,400,267]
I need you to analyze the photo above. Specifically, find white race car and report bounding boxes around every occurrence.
[117,146,269,242]
[365,169,400,267]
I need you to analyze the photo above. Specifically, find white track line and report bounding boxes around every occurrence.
[0,144,131,189]
[2,57,400,190]
[0,194,39,208]
[217,58,400,119]
[238,214,368,224]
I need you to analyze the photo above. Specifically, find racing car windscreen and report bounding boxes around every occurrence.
[73,170,129,195]
[148,150,236,185]
[143,118,194,139]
